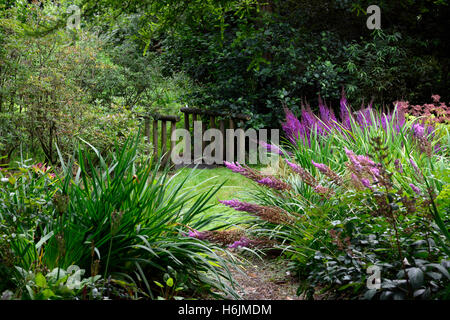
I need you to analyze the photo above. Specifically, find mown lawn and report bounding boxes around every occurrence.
[169,167,257,228]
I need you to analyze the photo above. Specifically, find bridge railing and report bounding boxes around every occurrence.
[140,108,252,167]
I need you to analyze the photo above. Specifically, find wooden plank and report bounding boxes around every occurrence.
[209,116,215,158]
[152,119,158,157]
[161,120,167,166]
[184,113,189,131]
[179,107,251,120]
[228,118,235,162]
[184,113,190,162]
[238,120,245,163]
[202,119,206,157]
[154,114,180,122]
[170,120,176,165]
[229,118,235,130]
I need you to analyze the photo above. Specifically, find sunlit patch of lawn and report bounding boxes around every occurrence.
[170,167,257,229]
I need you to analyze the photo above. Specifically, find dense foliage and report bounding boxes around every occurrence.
[0,1,191,164]
[1,0,449,301]
[64,0,450,128]
[219,96,450,299]
[0,138,240,299]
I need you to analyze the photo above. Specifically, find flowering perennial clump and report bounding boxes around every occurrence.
[281,91,407,145]
[281,93,448,149]
[218,92,448,300]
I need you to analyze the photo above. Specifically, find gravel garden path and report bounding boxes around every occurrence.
[226,253,303,300]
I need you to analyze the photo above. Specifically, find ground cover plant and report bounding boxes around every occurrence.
[218,95,450,299]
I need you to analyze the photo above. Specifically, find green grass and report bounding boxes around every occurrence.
[170,167,257,228]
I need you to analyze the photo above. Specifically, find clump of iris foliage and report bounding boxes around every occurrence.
[0,137,241,300]
[217,93,450,300]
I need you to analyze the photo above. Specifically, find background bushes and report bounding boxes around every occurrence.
[139,0,450,128]
[1,0,449,161]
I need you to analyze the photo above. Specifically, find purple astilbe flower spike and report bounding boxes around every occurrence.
[259,140,292,156]
[302,106,320,137]
[409,158,424,181]
[223,161,261,180]
[344,147,363,171]
[311,160,343,186]
[311,160,329,174]
[314,185,334,198]
[218,199,260,213]
[340,91,351,130]
[361,106,373,127]
[344,148,382,186]
[328,105,339,132]
[370,167,380,178]
[361,178,371,189]
[356,107,372,128]
[319,97,330,123]
[356,155,376,167]
[381,113,391,132]
[409,158,419,172]
[394,159,403,173]
[344,147,356,158]
[220,199,294,224]
[318,96,333,135]
[259,140,281,155]
[257,176,292,191]
[284,159,301,172]
[187,229,208,240]
[356,110,364,128]
[224,162,288,189]
[285,159,318,187]
[228,237,251,249]
[409,183,421,195]
[282,108,303,144]
[350,173,363,190]
[412,123,425,138]
[224,161,246,174]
